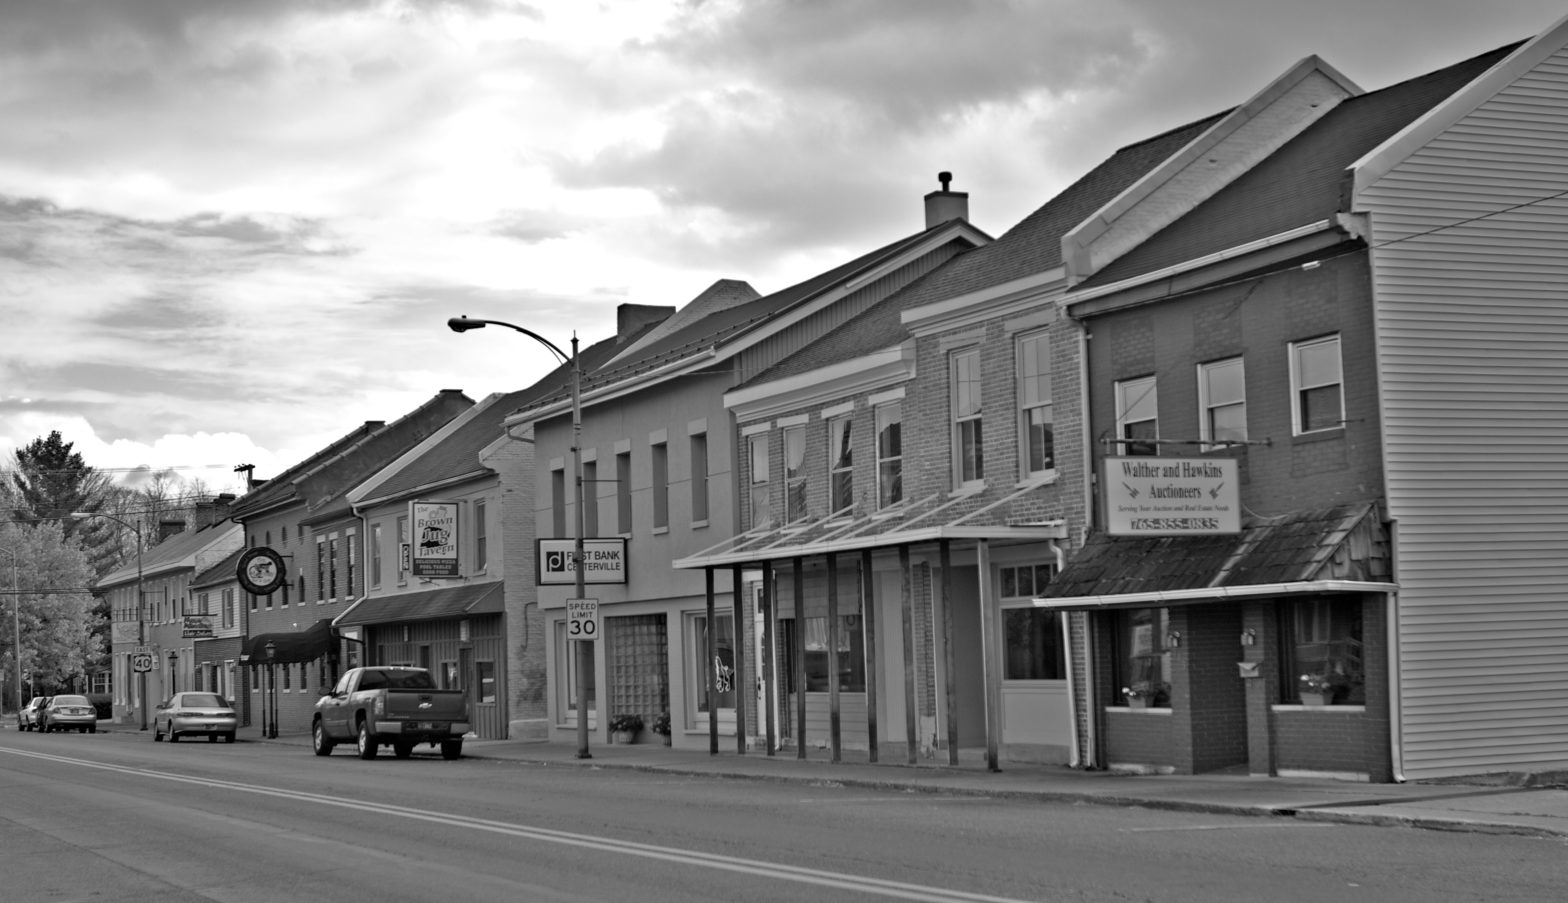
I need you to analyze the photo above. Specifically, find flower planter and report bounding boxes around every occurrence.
[1300,690,1333,707]
[1126,696,1151,710]
[611,730,638,744]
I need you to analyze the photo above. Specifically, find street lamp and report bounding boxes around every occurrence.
[1,545,19,720]
[264,641,278,739]
[169,649,178,694]
[448,314,592,759]
[72,512,147,731]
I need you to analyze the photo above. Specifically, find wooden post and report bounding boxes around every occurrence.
[827,553,841,763]
[861,549,878,764]
[977,539,1000,772]
[794,557,807,759]
[939,539,958,765]
[706,568,718,755]
[900,544,918,764]
[761,561,776,756]
[732,567,747,755]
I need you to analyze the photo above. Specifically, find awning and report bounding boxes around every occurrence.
[242,618,337,664]
[1035,502,1396,610]
[333,581,504,628]
[674,482,1067,570]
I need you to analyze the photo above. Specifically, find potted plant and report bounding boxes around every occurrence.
[1298,673,1334,707]
[1122,682,1157,710]
[650,710,672,745]
[609,713,644,744]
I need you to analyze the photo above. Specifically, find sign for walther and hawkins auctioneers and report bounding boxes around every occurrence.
[536,538,628,585]
[410,500,460,577]
[1105,457,1240,536]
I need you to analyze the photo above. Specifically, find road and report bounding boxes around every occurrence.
[1,730,1563,902]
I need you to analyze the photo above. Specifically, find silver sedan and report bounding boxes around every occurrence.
[153,692,239,743]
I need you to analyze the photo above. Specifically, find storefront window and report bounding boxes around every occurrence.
[1001,564,1063,680]
[1281,598,1364,704]
[802,615,866,692]
[1115,607,1170,706]
[556,622,596,721]
[691,613,736,713]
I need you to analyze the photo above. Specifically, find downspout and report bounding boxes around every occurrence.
[1070,311,1098,767]
[1387,521,1406,782]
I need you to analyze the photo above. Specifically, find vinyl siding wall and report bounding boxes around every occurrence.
[1358,48,1568,777]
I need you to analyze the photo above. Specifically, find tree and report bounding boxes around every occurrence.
[0,521,99,703]
[9,431,112,534]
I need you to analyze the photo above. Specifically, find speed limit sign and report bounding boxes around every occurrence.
[131,653,154,673]
[566,599,599,642]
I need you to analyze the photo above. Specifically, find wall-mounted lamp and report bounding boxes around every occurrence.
[1166,631,1182,648]
[1240,628,1257,647]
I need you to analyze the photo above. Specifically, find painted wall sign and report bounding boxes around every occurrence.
[236,547,287,595]
[1104,456,1240,536]
[536,538,628,586]
[410,500,460,577]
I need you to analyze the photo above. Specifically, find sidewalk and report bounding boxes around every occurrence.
[214,723,1568,840]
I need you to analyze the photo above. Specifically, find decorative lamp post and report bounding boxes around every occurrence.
[72,513,147,730]
[168,649,178,695]
[264,641,278,739]
[449,315,591,759]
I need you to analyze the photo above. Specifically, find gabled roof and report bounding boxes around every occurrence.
[228,389,474,524]
[736,110,1232,389]
[190,546,246,591]
[1038,502,1392,608]
[1078,41,1523,288]
[93,521,244,590]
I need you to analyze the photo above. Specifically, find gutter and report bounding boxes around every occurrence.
[1032,580,1399,609]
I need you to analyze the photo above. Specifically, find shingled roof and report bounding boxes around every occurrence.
[737,109,1233,388]
[1080,41,1523,288]
[1038,502,1391,606]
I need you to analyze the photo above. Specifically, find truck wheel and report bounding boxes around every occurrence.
[393,741,414,759]
[356,718,378,760]
[440,739,463,760]
[312,719,334,756]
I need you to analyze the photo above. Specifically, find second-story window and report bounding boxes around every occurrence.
[397,515,409,583]
[344,528,356,597]
[651,440,669,530]
[1116,375,1158,456]
[748,433,770,528]
[875,402,902,509]
[328,534,339,600]
[1199,357,1247,447]
[1017,332,1054,476]
[582,460,599,537]
[370,522,383,588]
[222,588,234,629]
[1291,334,1343,434]
[690,432,709,524]
[315,535,327,602]
[474,498,487,570]
[952,349,984,487]
[552,467,567,537]
[784,425,807,523]
[828,415,853,515]
[616,450,632,535]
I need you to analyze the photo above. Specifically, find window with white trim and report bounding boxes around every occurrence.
[616,451,632,535]
[827,415,853,515]
[952,348,984,486]
[1116,376,1158,457]
[370,522,383,588]
[1291,335,1343,434]
[1000,564,1063,681]
[1017,332,1054,476]
[1198,357,1246,447]
[555,622,596,724]
[651,440,669,530]
[748,433,770,528]
[875,402,902,509]
[784,425,807,523]
[473,498,487,571]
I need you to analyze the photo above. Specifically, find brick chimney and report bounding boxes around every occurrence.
[924,171,969,228]
[194,493,235,530]
[157,518,186,543]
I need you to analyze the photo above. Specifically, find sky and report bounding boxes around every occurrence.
[3,0,1564,494]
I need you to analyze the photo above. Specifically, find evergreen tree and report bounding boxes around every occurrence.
[9,431,112,533]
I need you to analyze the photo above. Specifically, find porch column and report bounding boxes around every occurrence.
[939,539,958,765]
[706,567,718,755]
[861,548,878,764]
[732,567,747,755]
[900,544,918,764]
[761,560,776,756]
[793,556,806,760]
[976,538,1000,772]
[826,552,842,763]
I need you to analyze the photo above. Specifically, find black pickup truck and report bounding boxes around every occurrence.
[312,666,470,760]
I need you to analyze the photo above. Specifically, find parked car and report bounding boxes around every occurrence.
[312,666,470,760]
[39,695,96,733]
[153,692,238,743]
[16,696,47,731]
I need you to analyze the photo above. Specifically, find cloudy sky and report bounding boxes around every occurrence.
[3,0,1563,492]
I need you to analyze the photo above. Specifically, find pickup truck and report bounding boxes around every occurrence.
[312,666,470,760]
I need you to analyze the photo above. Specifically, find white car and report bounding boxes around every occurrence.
[153,692,238,743]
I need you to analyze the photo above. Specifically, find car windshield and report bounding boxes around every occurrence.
[52,696,89,706]
[182,694,227,708]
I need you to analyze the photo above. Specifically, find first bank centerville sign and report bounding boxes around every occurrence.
[1105,457,1240,536]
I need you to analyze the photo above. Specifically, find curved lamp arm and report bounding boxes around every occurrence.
[447,316,570,365]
